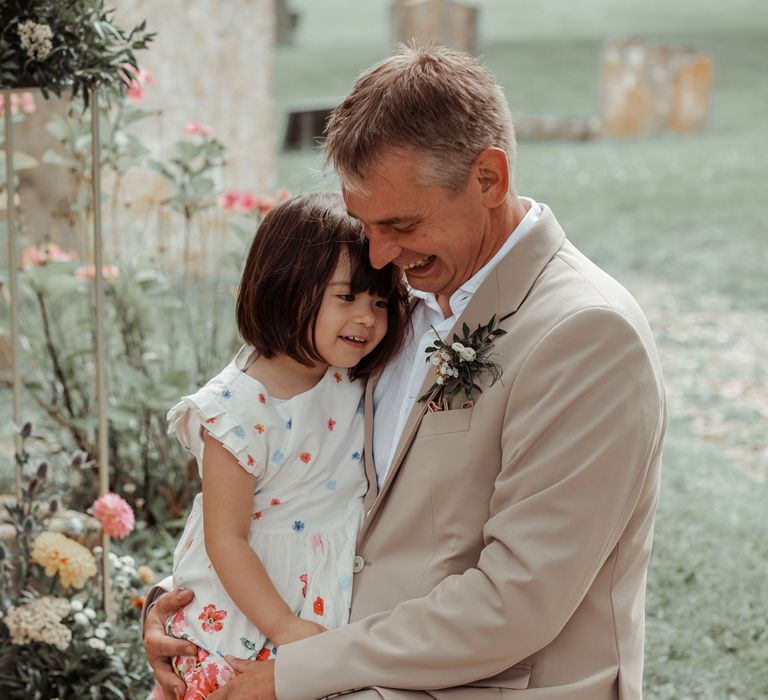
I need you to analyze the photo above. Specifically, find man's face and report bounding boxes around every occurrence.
[343,150,490,300]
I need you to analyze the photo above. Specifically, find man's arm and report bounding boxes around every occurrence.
[273,308,665,699]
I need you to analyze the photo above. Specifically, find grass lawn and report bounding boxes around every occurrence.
[275,1,768,697]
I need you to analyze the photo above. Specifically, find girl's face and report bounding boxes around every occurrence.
[313,253,389,369]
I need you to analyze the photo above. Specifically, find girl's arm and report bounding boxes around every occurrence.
[201,433,324,646]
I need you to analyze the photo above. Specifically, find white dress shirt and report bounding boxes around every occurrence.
[372,198,542,487]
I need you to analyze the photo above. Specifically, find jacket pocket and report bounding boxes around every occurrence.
[417,406,473,437]
[468,663,532,690]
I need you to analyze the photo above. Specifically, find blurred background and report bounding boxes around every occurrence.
[1,1,766,697]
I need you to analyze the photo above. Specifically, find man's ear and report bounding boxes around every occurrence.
[474,148,509,208]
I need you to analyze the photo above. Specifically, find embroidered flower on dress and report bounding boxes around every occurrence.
[292,520,305,533]
[247,455,255,467]
[351,451,361,461]
[270,498,281,506]
[299,573,308,597]
[340,574,353,591]
[199,604,227,634]
[327,418,336,431]
[221,389,232,399]
[256,646,271,661]
[285,418,293,430]
[254,423,265,434]
[252,512,262,520]
[299,452,311,463]
[333,372,343,383]
[271,450,284,465]
[205,417,217,424]
[258,393,266,404]
[324,479,337,491]
[233,425,246,438]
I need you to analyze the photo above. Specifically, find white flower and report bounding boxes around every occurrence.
[105,645,114,655]
[70,600,83,612]
[87,637,106,651]
[459,347,477,362]
[439,363,450,376]
[451,342,466,353]
[83,607,96,620]
[94,626,108,639]
[439,350,451,361]
[451,368,459,377]
[73,612,90,627]
[17,20,53,62]
[4,597,72,650]
[120,555,135,568]
[436,376,445,385]
[430,354,441,366]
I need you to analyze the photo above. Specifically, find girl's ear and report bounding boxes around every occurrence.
[474,148,509,208]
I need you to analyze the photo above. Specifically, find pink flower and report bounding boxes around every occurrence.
[92,492,135,539]
[19,92,36,114]
[276,188,292,203]
[124,64,154,102]
[0,92,37,117]
[21,243,77,270]
[255,196,277,216]
[73,264,120,281]
[219,189,241,211]
[185,121,211,138]
[238,192,259,212]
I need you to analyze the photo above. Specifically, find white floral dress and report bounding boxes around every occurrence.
[165,345,366,663]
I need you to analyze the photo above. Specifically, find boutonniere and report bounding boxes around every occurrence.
[418,314,507,412]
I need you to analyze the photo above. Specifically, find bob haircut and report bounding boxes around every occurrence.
[236,192,410,380]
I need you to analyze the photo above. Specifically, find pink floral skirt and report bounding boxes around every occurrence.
[149,645,236,699]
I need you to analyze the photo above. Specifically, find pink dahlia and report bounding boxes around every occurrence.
[92,492,135,539]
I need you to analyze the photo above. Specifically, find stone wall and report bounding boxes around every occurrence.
[9,1,275,261]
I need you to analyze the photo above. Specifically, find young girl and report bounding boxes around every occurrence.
[152,193,409,698]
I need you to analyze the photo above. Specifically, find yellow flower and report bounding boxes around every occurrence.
[31,531,97,590]
[136,565,155,584]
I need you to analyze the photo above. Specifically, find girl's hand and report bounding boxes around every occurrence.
[272,615,326,647]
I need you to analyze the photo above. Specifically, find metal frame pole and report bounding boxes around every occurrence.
[91,87,112,619]
[3,89,23,501]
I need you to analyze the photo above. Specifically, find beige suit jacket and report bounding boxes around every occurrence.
[275,206,667,699]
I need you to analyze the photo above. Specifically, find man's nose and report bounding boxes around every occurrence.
[365,227,401,269]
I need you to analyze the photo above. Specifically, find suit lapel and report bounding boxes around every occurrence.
[358,205,566,540]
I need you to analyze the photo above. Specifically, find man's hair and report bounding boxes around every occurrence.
[324,44,516,193]
[236,193,410,380]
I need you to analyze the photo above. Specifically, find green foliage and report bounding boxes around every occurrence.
[0,426,155,697]
[0,0,154,100]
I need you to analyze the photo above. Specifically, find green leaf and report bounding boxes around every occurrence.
[462,322,470,337]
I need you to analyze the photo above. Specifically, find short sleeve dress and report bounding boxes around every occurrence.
[165,345,367,661]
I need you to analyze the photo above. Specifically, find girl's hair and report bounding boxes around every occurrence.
[236,192,410,379]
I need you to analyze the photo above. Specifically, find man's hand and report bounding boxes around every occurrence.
[143,588,198,700]
[210,658,276,699]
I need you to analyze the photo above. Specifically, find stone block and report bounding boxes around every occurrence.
[600,38,713,137]
[390,0,478,54]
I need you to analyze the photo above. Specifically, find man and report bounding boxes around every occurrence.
[145,45,666,699]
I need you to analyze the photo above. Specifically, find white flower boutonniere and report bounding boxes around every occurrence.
[418,315,507,412]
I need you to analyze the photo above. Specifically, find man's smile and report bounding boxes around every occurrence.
[402,255,436,271]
